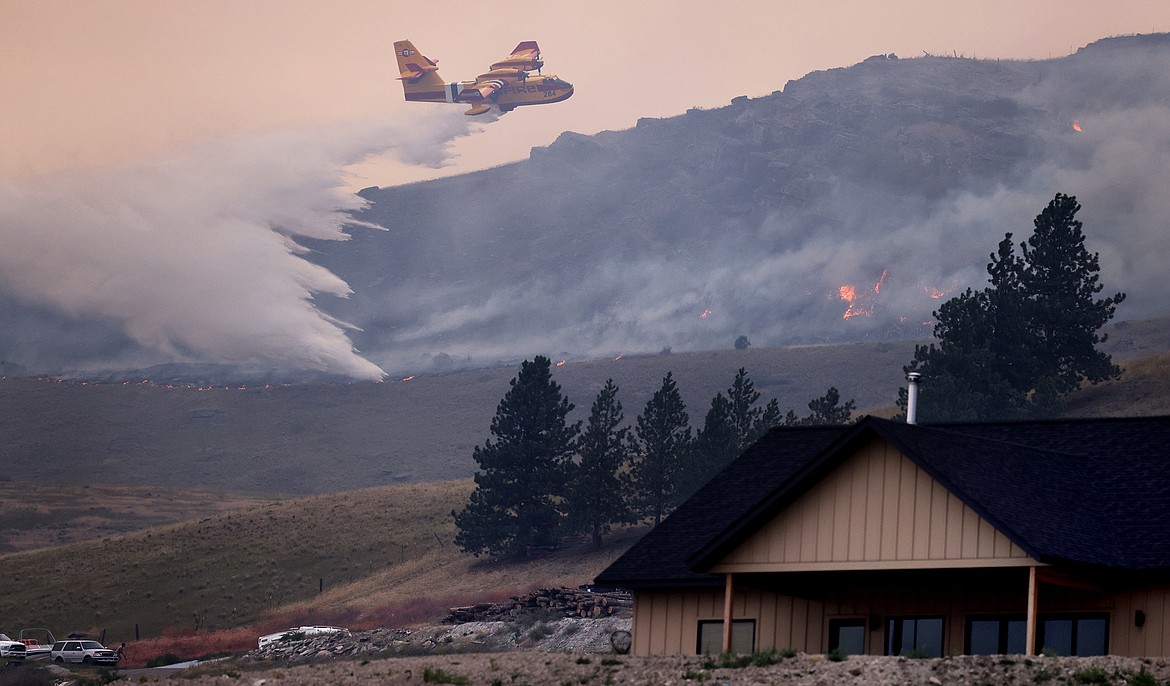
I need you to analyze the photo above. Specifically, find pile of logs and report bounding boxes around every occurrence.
[445,587,632,624]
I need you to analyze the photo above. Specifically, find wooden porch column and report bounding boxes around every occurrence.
[1025,565,1038,656]
[723,573,734,653]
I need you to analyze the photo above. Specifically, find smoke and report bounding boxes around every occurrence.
[335,39,1170,374]
[0,109,478,379]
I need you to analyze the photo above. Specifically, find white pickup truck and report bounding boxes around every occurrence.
[0,633,26,664]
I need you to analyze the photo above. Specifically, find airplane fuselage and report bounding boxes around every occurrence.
[406,74,573,112]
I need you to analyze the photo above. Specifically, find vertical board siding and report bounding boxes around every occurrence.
[635,580,1170,657]
[717,437,1031,569]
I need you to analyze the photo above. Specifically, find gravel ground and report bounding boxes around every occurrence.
[93,618,1170,685]
[138,652,1170,686]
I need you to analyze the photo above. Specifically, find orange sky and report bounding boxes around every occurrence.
[4,0,1170,189]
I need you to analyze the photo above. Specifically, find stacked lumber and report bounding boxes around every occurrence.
[445,587,632,623]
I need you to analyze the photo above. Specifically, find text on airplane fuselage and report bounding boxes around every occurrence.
[496,83,565,95]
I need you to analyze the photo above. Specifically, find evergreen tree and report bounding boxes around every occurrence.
[802,387,856,425]
[904,194,1125,421]
[630,372,691,525]
[751,398,783,443]
[726,368,763,453]
[1019,194,1125,393]
[682,392,737,499]
[567,379,636,550]
[782,387,857,426]
[684,369,784,499]
[453,356,579,558]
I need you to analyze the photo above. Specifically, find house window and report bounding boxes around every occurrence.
[967,617,1026,655]
[828,618,867,655]
[1037,615,1108,656]
[885,616,944,657]
[697,619,755,654]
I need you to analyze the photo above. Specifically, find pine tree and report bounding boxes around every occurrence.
[685,369,784,499]
[683,392,736,499]
[453,356,579,558]
[802,387,856,425]
[567,379,636,550]
[726,368,763,453]
[904,193,1125,421]
[1018,193,1125,393]
[782,388,857,426]
[751,398,783,443]
[630,372,691,525]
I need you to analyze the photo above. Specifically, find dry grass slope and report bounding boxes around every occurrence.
[0,481,273,553]
[0,479,645,646]
[0,481,469,638]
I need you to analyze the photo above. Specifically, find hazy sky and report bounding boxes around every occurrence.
[3,1,1170,378]
[5,1,1170,188]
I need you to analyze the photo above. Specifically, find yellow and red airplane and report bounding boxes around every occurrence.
[394,39,573,116]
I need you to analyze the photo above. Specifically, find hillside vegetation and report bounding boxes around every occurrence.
[0,479,645,643]
[2,342,1168,643]
[2,316,1167,498]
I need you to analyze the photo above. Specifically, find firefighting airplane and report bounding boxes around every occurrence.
[394,39,573,116]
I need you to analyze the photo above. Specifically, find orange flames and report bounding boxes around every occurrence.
[1072,120,1083,133]
[838,270,887,319]
[613,354,623,361]
[555,360,566,367]
[401,375,415,382]
[699,309,712,319]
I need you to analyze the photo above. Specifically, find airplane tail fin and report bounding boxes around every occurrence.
[394,40,444,92]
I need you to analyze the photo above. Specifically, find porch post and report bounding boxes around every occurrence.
[723,573,734,653]
[1025,565,1038,656]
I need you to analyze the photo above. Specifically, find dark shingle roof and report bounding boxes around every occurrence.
[595,416,1170,587]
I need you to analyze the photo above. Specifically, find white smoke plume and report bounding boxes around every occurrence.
[0,110,477,380]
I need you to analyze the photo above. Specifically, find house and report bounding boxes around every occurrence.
[595,415,1170,657]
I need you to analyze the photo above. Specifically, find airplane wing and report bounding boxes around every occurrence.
[490,41,543,71]
[469,79,504,100]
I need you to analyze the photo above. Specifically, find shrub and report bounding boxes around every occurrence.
[701,649,787,669]
[0,664,57,686]
[422,666,469,685]
[1071,667,1110,685]
[1130,667,1159,686]
[145,652,183,668]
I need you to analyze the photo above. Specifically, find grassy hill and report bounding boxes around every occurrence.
[2,316,1167,499]
[1,325,1168,649]
[0,479,644,645]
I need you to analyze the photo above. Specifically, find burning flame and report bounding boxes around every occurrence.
[555,360,566,367]
[613,354,623,361]
[923,276,961,300]
[838,270,887,319]
[1072,120,1083,133]
[699,309,712,319]
[401,375,415,382]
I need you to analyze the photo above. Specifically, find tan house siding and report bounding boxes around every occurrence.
[1111,587,1170,657]
[712,437,1032,573]
[634,581,1170,657]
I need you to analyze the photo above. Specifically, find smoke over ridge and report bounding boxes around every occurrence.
[0,111,479,379]
[5,35,1170,381]
[327,36,1170,374]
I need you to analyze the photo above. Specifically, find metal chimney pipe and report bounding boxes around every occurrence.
[906,372,921,425]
